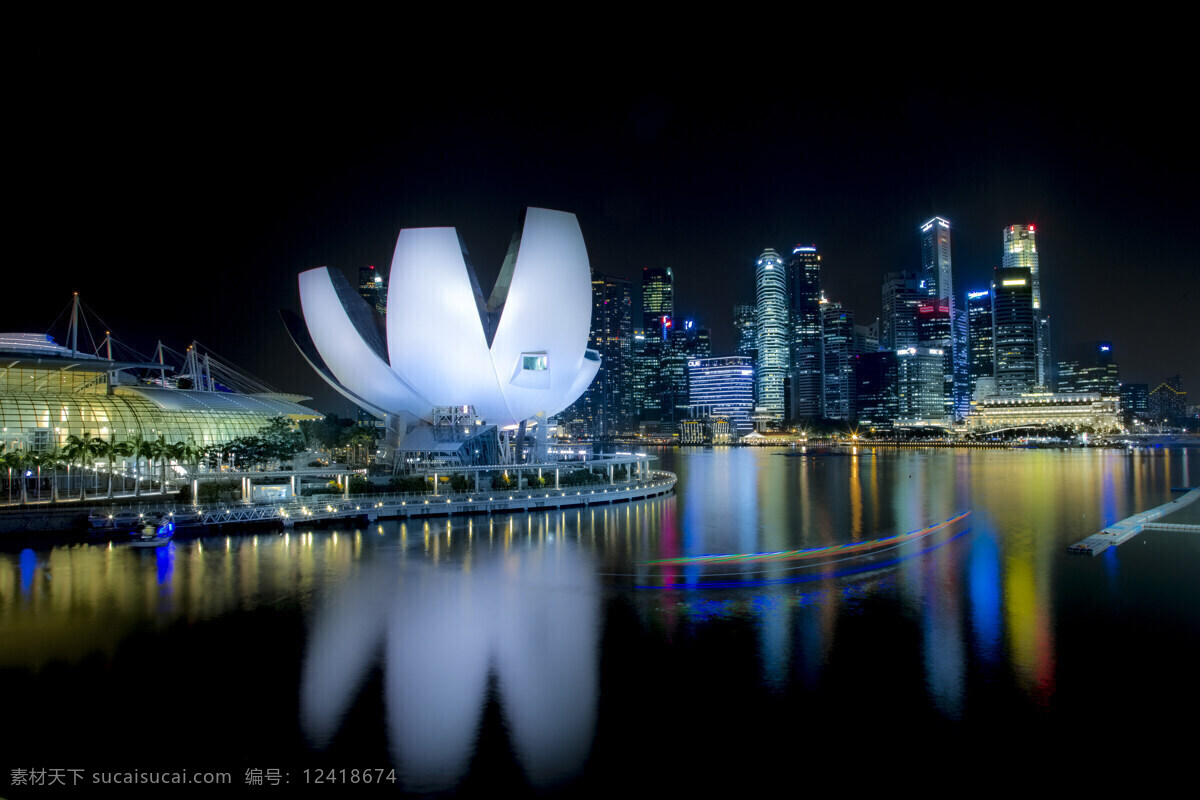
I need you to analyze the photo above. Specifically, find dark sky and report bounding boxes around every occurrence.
[10,43,1197,414]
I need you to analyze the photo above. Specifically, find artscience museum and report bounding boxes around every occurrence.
[284,208,601,465]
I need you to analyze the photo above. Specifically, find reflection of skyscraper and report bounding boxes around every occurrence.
[992,267,1037,395]
[1003,225,1049,387]
[788,245,823,421]
[755,249,789,423]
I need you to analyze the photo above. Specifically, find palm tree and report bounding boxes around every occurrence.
[1,447,20,504]
[63,432,98,501]
[150,436,173,493]
[164,440,186,491]
[41,447,65,503]
[125,434,152,497]
[92,435,132,499]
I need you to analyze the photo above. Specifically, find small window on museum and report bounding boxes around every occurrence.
[522,354,548,371]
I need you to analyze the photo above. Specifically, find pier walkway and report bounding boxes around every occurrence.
[87,471,678,535]
[1068,487,1200,555]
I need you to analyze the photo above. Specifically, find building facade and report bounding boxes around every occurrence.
[967,289,994,400]
[788,245,823,421]
[1003,225,1049,387]
[561,274,633,438]
[754,249,789,424]
[991,266,1037,396]
[687,356,755,436]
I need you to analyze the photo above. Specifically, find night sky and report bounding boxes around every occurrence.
[11,44,1196,414]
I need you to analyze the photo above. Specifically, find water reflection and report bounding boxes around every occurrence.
[1,447,1196,788]
[301,546,598,792]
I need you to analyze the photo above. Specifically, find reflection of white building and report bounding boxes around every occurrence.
[287,208,600,432]
[301,551,598,792]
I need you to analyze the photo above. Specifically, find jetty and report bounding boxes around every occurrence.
[1068,487,1200,555]
[82,471,678,537]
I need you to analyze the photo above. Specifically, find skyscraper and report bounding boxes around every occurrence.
[920,217,968,420]
[991,266,1037,395]
[733,304,758,362]
[562,274,632,438]
[881,271,924,351]
[788,245,823,421]
[754,249,789,423]
[357,265,386,315]
[856,351,898,429]
[1003,225,1050,387]
[688,356,755,435]
[967,290,994,400]
[821,299,855,421]
[635,267,674,425]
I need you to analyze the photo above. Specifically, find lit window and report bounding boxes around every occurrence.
[522,354,548,371]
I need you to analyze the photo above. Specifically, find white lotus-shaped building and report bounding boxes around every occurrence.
[286,208,599,429]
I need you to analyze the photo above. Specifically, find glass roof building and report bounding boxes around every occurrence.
[0,332,319,455]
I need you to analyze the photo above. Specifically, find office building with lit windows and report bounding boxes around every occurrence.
[991,267,1038,396]
[919,217,968,419]
[881,271,924,351]
[560,274,633,438]
[687,356,755,436]
[733,304,758,362]
[754,249,789,423]
[1003,225,1050,387]
[788,245,824,421]
[635,266,674,424]
[896,346,948,426]
[967,290,994,400]
[821,300,855,421]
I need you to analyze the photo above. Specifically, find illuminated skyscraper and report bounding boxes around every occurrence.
[966,290,994,400]
[755,248,789,423]
[635,267,674,424]
[821,299,855,421]
[881,271,923,351]
[357,265,386,315]
[733,304,758,362]
[561,274,632,437]
[991,266,1037,395]
[788,245,823,420]
[1003,225,1050,387]
[919,217,968,419]
[688,356,755,435]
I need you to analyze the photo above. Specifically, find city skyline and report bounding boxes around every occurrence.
[9,50,1195,413]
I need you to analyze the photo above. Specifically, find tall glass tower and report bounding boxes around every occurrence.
[788,245,823,420]
[1003,225,1049,387]
[635,267,674,423]
[919,217,967,419]
[991,266,1037,395]
[967,289,994,400]
[565,274,632,437]
[755,249,789,423]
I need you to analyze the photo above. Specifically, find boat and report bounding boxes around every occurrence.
[128,517,175,548]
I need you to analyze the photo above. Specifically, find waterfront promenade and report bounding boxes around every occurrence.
[1,470,678,537]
